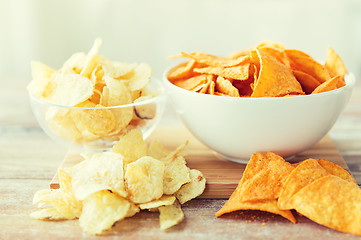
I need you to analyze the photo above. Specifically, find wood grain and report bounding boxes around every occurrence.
[50,126,350,198]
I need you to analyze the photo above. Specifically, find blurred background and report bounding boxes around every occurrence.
[1,0,361,83]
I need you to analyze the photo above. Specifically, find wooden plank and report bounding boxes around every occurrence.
[50,126,351,198]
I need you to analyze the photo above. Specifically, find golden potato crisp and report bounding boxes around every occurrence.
[31,169,82,220]
[112,128,147,166]
[159,200,185,231]
[31,130,206,234]
[68,152,127,200]
[125,156,165,203]
[175,169,206,204]
[79,190,131,235]
[289,175,361,236]
[28,38,157,146]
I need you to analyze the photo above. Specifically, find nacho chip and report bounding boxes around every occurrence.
[325,46,347,79]
[215,76,240,97]
[251,49,304,97]
[167,60,197,80]
[289,175,361,236]
[285,49,330,84]
[292,70,320,94]
[278,159,329,210]
[238,152,294,202]
[180,51,249,67]
[311,75,340,94]
[316,159,356,184]
[194,63,250,81]
[174,74,208,91]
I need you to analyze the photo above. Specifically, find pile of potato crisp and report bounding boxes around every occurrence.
[31,129,206,235]
[216,152,361,236]
[167,41,347,97]
[27,38,158,145]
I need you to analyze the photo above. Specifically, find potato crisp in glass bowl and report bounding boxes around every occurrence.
[28,38,165,152]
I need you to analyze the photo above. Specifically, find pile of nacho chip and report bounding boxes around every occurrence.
[27,38,158,144]
[216,152,361,236]
[30,129,206,235]
[167,41,348,97]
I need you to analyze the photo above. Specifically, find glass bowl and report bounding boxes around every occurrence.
[29,80,166,152]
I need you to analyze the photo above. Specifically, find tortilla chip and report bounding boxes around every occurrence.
[215,183,295,223]
[181,51,249,67]
[193,63,250,81]
[311,75,340,94]
[325,46,347,79]
[251,49,304,97]
[278,159,329,210]
[172,74,208,91]
[167,60,196,81]
[215,76,240,97]
[317,159,356,184]
[285,49,330,84]
[292,70,321,94]
[289,175,361,236]
[238,152,294,202]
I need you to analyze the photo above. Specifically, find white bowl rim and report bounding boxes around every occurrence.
[163,67,355,101]
[29,78,165,110]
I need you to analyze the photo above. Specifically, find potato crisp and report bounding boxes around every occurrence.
[216,152,361,236]
[168,41,347,97]
[28,38,158,145]
[31,129,206,235]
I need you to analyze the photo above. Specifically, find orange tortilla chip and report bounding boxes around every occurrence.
[317,159,356,184]
[167,60,196,80]
[278,159,329,210]
[238,152,294,202]
[251,49,304,97]
[257,46,290,67]
[289,175,361,236]
[285,49,330,83]
[325,46,347,78]
[171,74,208,91]
[215,76,240,97]
[292,70,321,94]
[181,51,249,67]
[215,195,296,223]
[311,75,340,94]
[193,63,250,81]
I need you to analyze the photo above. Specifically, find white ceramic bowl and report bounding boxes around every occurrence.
[163,72,355,163]
[30,80,166,152]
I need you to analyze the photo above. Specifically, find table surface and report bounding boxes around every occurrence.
[1,77,361,240]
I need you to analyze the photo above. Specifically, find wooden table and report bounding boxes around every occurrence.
[1,77,361,239]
